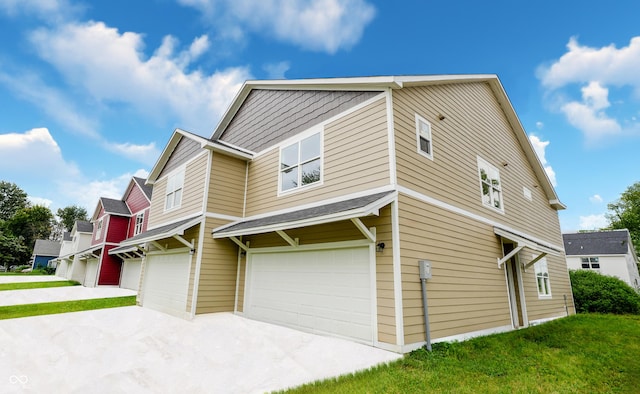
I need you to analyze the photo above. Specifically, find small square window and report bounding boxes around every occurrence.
[415,114,433,160]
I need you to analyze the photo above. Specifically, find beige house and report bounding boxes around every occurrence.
[117,75,574,353]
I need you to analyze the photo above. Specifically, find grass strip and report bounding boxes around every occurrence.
[0,296,137,320]
[286,314,640,394]
[0,280,80,291]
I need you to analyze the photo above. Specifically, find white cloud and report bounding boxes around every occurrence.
[0,0,79,22]
[105,141,160,167]
[579,214,608,230]
[528,135,557,187]
[179,0,376,54]
[29,21,251,135]
[535,121,544,130]
[28,196,53,207]
[537,36,640,141]
[589,194,603,204]
[263,61,290,79]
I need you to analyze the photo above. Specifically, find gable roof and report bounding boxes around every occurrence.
[32,239,61,256]
[130,176,153,201]
[147,128,253,184]
[94,197,131,219]
[74,220,93,234]
[563,230,632,256]
[209,75,564,210]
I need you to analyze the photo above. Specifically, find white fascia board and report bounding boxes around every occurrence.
[494,227,563,256]
[119,217,202,246]
[201,140,254,160]
[147,129,183,183]
[396,74,498,86]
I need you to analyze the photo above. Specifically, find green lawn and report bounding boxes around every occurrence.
[287,314,640,393]
[0,296,137,320]
[0,280,80,291]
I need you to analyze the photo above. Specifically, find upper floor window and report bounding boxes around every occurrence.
[165,169,185,210]
[134,212,145,236]
[534,256,551,297]
[477,157,503,212]
[415,114,433,160]
[95,219,103,240]
[581,257,600,269]
[280,131,322,193]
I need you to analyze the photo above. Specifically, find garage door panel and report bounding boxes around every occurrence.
[246,247,373,343]
[84,259,98,287]
[120,259,142,290]
[142,253,189,318]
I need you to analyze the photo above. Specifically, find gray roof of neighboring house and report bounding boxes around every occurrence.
[75,220,93,233]
[62,232,72,242]
[133,176,153,200]
[563,230,631,256]
[32,239,62,257]
[101,197,131,216]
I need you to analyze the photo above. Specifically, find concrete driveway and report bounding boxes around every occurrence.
[1,307,402,393]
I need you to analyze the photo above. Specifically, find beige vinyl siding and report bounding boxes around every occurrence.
[398,193,512,345]
[183,225,201,313]
[519,250,575,320]
[148,152,207,228]
[244,97,391,216]
[207,153,247,217]
[196,217,239,314]
[236,254,246,313]
[393,83,563,247]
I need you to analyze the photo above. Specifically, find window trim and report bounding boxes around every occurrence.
[415,113,434,160]
[134,211,145,236]
[94,218,103,240]
[477,156,504,213]
[580,256,600,270]
[277,128,324,195]
[534,255,552,299]
[164,167,185,212]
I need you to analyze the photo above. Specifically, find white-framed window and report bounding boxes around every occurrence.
[165,168,185,210]
[534,256,551,297]
[95,219,103,240]
[580,257,600,270]
[415,114,433,160]
[279,131,322,193]
[477,157,504,212]
[134,211,145,236]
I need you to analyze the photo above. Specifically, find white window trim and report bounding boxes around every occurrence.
[277,128,324,196]
[580,256,600,270]
[415,113,434,160]
[164,167,185,212]
[534,255,552,299]
[94,218,103,240]
[134,211,145,236]
[477,156,504,214]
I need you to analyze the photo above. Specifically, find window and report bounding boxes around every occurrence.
[477,157,503,212]
[534,256,551,297]
[134,212,145,236]
[580,257,600,269]
[95,219,103,240]
[165,169,185,210]
[280,131,322,192]
[415,114,433,160]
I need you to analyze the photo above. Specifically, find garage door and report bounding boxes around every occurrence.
[245,247,373,343]
[141,252,190,318]
[84,259,99,287]
[120,259,142,291]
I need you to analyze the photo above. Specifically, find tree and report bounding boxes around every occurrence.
[606,181,640,255]
[0,181,28,221]
[57,205,88,232]
[0,230,28,270]
[6,205,54,249]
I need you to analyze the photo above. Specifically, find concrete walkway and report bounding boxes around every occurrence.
[1,309,402,393]
[0,286,136,306]
[0,275,67,284]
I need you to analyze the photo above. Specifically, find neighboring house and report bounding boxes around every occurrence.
[108,177,153,290]
[83,177,152,288]
[30,239,61,270]
[52,221,94,282]
[118,75,574,353]
[563,229,640,289]
[49,231,72,269]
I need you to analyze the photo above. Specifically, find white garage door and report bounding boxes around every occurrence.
[84,259,99,287]
[246,247,373,343]
[120,259,142,291]
[142,252,190,318]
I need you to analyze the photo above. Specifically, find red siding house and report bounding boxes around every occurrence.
[81,177,152,288]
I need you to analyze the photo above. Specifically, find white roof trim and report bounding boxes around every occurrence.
[494,227,563,256]
[118,217,202,247]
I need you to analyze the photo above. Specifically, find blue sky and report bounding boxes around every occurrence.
[0,0,639,233]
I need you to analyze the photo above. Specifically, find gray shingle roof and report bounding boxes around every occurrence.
[119,215,201,245]
[133,177,153,200]
[101,197,131,216]
[32,239,62,257]
[214,191,394,236]
[62,231,72,241]
[75,220,93,233]
[563,230,631,256]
